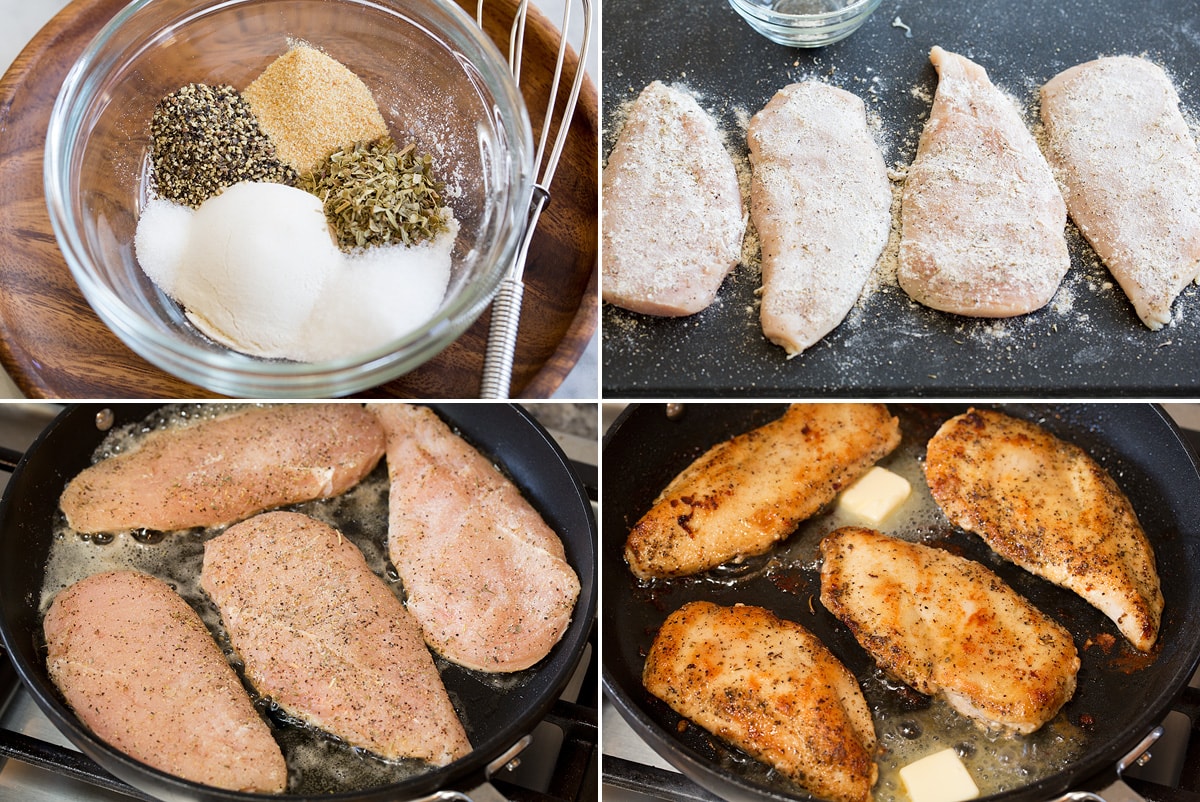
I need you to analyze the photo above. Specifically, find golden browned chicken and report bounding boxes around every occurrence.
[643,600,878,802]
[924,408,1163,651]
[624,403,901,579]
[820,527,1079,735]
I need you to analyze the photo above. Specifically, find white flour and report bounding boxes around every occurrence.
[135,182,456,363]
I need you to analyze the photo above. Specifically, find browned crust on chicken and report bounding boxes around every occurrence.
[924,408,1162,651]
[643,600,878,802]
[624,404,901,579]
[820,527,1080,735]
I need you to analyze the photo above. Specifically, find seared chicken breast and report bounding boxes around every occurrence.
[924,408,1162,651]
[820,527,1079,734]
[625,403,901,579]
[644,600,878,802]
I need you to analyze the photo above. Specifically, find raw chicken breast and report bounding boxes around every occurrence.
[602,81,745,316]
[820,527,1079,735]
[644,601,878,802]
[369,403,580,672]
[624,403,901,579]
[44,571,286,793]
[924,408,1163,651]
[1041,55,1200,329]
[201,511,471,765]
[60,404,385,534]
[899,47,1069,316]
[748,82,891,356]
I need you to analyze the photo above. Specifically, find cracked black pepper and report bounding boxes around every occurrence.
[150,83,297,207]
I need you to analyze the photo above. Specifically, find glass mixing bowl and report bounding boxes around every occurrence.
[728,0,882,47]
[45,0,533,397]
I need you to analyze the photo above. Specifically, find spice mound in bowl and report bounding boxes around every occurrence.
[135,43,459,363]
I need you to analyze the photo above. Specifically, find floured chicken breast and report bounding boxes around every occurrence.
[202,511,472,765]
[1041,55,1200,329]
[60,403,384,534]
[820,527,1079,735]
[624,403,900,579]
[44,571,287,793]
[924,408,1163,651]
[644,601,878,802]
[369,403,580,672]
[602,81,745,316]
[748,82,891,357]
[899,47,1069,317]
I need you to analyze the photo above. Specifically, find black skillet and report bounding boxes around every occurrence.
[601,0,1200,397]
[0,403,597,802]
[602,403,1200,802]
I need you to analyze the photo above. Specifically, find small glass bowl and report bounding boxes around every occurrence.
[45,0,534,397]
[728,0,882,47]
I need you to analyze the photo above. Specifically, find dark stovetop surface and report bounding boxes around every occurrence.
[601,0,1200,397]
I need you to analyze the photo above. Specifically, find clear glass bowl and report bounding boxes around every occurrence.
[45,0,533,397]
[727,0,882,47]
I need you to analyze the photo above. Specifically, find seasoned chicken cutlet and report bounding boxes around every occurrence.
[624,404,900,579]
[924,408,1163,651]
[602,81,745,316]
[1041,56,1200,329]
[44,571,286,793]
[644,601,877,802]
[369,403,580,672]
[60,404,385,534]
[899,47,1069,317]
[201,511,471,765]
[748,82,891,356]
[820,527,1079,735]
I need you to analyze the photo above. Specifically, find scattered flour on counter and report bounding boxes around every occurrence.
[135,182,455,362]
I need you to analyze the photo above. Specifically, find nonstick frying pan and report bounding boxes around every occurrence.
[0,402,597,802]
[602,403,1200,802]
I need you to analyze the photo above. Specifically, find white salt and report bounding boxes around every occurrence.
[134,182,456,362]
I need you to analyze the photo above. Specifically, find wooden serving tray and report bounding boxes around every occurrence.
[0,0,596,399]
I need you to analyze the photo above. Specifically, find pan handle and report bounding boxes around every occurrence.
[1048,726,1163,802]
[416,735,533,802]
[0,445,22,475]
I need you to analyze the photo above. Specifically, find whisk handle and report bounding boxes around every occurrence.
[480,277,526,398]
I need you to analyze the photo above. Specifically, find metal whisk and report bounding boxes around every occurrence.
[477,0,593,398]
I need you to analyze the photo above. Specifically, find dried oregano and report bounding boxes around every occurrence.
[298,137,450,251]
[150,83,297,207]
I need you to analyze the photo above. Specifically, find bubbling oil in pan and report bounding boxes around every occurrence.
[655,407,1090,802]
[37,403,529,795]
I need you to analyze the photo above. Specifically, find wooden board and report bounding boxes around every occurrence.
[0,0,596,399]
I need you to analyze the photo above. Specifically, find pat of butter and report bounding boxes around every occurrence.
[836,466,911,525]
[899,748,980,802]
